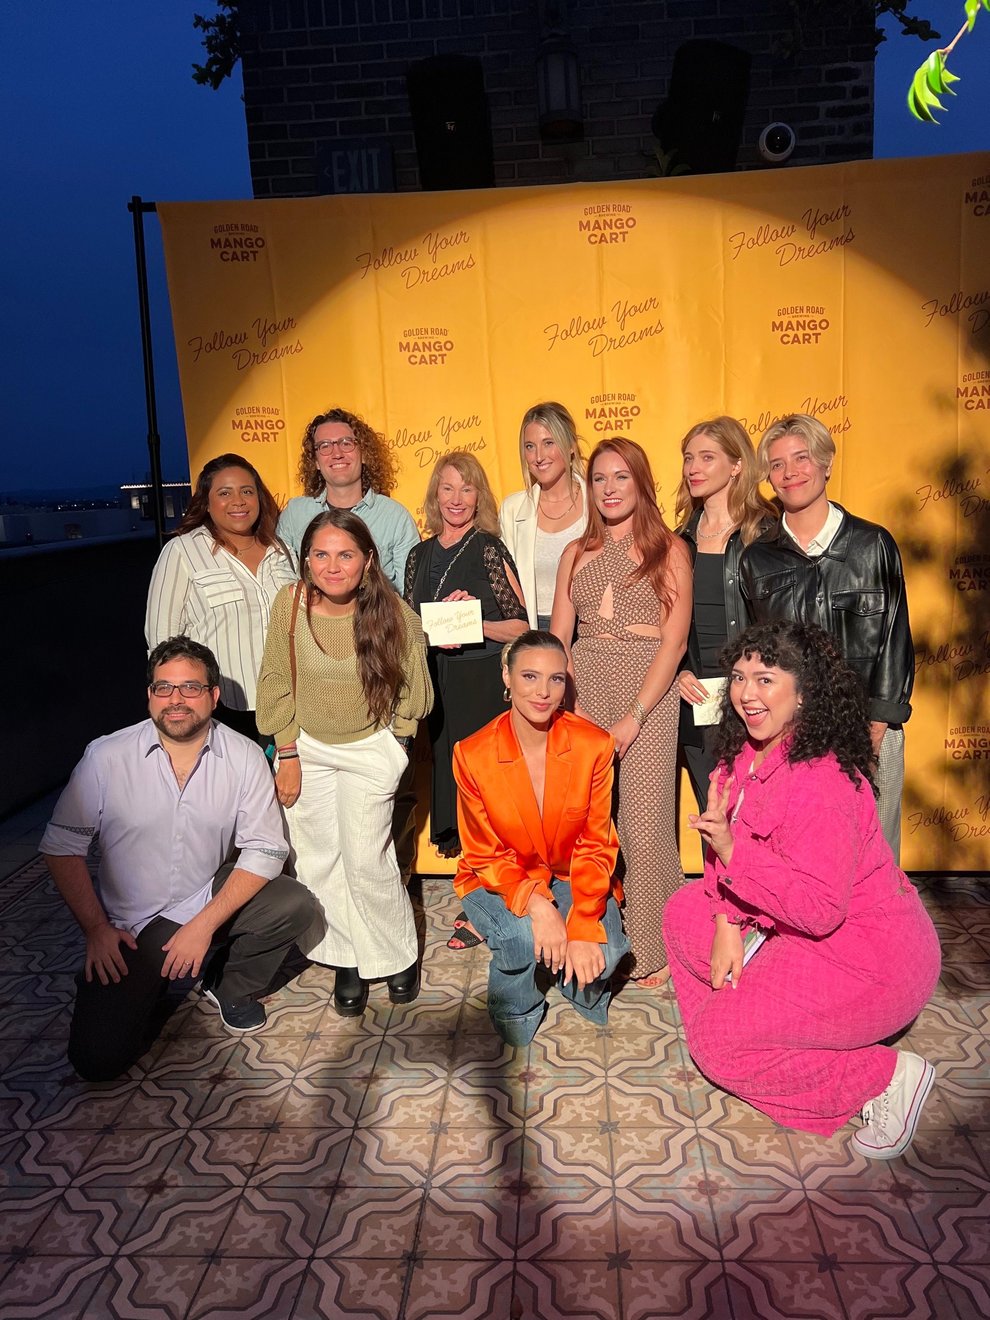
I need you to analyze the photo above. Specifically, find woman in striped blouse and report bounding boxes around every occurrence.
[145,454,297,742]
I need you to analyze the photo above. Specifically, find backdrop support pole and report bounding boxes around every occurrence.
[128,195,165,551]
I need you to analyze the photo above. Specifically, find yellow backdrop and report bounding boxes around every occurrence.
[159,151,990,873]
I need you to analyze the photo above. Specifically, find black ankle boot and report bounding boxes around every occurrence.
[333,966,368,1017]
[386,961,420,1005]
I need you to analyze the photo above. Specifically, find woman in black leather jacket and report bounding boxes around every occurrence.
[675,417,777,809]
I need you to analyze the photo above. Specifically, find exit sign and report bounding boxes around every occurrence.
[316,140,396,194]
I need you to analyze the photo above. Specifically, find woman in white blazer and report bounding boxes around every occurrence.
[498,402,587,629]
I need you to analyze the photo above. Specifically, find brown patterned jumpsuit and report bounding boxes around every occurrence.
[570,532,684,975]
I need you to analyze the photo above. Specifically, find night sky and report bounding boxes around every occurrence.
[1,3,986,494]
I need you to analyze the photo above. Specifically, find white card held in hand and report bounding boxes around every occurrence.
[420,598,484,647]
[692,677,727,726]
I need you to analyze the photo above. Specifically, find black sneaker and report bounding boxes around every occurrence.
[203,989,267,1033]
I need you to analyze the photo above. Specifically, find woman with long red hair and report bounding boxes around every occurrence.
[551,438,693,985]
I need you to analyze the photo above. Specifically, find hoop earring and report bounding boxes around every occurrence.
[502,686,511,703]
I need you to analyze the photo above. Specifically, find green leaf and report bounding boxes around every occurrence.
[907,88,935,122]
[908,61,946,122]
[965,0,979,31]
[923,52,945,93]
[921,51,959,97]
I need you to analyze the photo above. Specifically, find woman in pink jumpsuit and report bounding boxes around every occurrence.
[663,620,941,1158]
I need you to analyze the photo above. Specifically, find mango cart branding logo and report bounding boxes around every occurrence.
[585,393,641,433]
[397,326,454,366]
[965,173,990,217]
[770,304,831,346]
[544,295,663,358]
[728,202,854,268]
[355,226,475,289]
[958,368,990,411]
[577,202,637,245]
[186,314,303,373]
[387,411,486,470]
[948,552,990,593]
[229,404,286,443]
[209,223,267,263]
[922,288,990,336]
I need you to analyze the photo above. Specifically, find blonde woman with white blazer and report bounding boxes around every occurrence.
[498,402,587,629]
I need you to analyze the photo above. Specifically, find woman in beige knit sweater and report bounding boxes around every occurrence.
[256,509,433,1016]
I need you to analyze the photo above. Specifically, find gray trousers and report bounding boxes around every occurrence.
[876,726,906,863]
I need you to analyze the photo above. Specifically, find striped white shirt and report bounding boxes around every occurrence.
[145,526,298,711]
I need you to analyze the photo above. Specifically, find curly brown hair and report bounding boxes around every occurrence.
[712,620,875,788]
[297,407,399,499]
[299,509,409,728]
[176,454,287,554]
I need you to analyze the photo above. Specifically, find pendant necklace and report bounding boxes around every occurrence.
[697,518,734,541]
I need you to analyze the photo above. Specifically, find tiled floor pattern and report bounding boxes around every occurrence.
[0,859,988,1320]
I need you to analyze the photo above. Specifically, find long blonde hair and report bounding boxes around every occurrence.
[517,401,584,489]
[674,416,777,547]
[423,451,500,536]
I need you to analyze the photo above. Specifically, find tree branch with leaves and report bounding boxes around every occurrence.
[192,2,242,91]
[908,0,987,120]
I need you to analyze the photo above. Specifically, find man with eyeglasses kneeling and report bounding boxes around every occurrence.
[40,635,319,1082]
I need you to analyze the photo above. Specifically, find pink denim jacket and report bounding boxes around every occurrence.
[702,743,912,936]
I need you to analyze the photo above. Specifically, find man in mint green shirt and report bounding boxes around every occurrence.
[277,407,419,590]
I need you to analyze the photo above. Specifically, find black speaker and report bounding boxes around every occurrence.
[406,54,496,191]
[652,40,751,175]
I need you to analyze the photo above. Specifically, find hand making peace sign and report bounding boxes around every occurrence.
[688,774,735,865]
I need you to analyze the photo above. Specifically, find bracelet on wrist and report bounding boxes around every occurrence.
[277,750,299,761]
[628,698,647,726]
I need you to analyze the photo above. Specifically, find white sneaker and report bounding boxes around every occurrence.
[851,1051,935,1160]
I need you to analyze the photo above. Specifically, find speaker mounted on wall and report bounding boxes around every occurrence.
[652,40,752,175]
[406,54,496,191]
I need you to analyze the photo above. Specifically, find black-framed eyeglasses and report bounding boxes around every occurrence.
[149,681,212,698]
[314,437,358,455]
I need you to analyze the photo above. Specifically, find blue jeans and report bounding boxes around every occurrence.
[463,879,630,1046]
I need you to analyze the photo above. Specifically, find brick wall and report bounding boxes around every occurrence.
[239,0,875,197]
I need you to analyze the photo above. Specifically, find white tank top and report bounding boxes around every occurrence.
[534,520,583,617]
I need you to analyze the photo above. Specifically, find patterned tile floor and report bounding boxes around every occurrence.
[0,856,988,1320]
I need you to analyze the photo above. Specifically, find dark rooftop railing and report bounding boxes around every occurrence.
[0,535,159,818]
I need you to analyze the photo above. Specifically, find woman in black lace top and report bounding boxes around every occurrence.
[405,451,528,864]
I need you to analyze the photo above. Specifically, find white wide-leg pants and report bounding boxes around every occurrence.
[288,728,418,978]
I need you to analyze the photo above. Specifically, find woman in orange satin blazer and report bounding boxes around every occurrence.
[452,630,630,1045]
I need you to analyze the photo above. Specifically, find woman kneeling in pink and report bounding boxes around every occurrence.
[664,620,941,1159]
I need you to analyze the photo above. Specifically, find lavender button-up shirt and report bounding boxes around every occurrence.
[40,719,289,936]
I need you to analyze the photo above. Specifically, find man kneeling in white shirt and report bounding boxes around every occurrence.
[41,635,318,1081]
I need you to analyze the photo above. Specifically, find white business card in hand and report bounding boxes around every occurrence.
[692,677,727,726]
[420,598,484,647]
